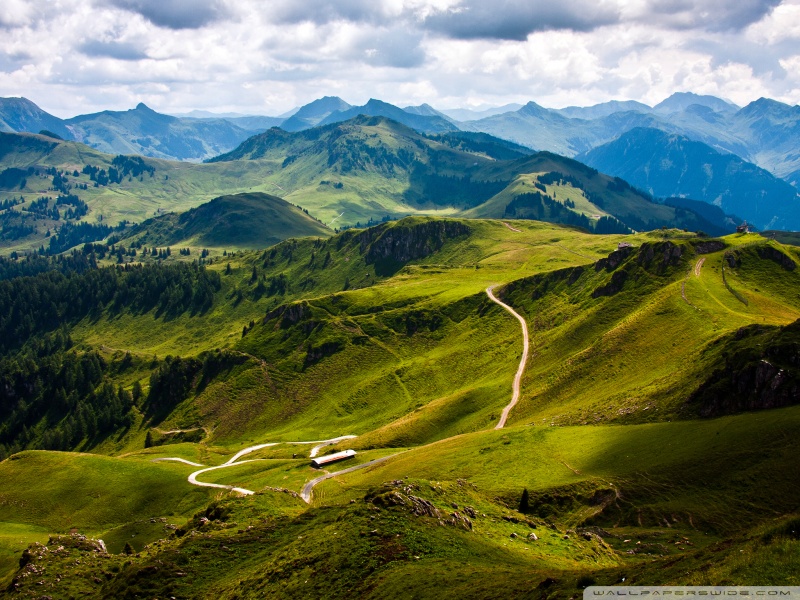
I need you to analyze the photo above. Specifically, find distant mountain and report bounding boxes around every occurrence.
[317,99,457,134]
[225,115,284,130]
[0,97,72,140]
[123,192,331,248]
[653,92,739,115]
[280,96,352,132]
[171,110,251,119]
[439,104,522,121]
[730,98,800,181]
[460,94,800,187]
[462,101,663,155]
[579,127,800,230]
[63,103,264,161]
[403,103,456,122]
[211,114,730,235]
[555,100,650,120]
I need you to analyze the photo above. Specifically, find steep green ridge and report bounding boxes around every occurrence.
[122,192,332,249]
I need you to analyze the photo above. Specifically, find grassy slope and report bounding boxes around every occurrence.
[500,235,800,427]
[1,119,725,256]
[1,220,799,594]
[121,192,332,249]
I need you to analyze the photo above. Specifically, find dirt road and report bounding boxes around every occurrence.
[300,454,402,503]
[156,436,358,497]
[486,285,530,429]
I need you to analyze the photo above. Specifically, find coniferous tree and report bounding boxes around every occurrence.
[519,488,530,513]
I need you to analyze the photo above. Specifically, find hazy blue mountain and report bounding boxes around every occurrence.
[279,96,352,132]
[171,112,283,131]
[439,104,522,121]
[555,100,651,120]
[225,115,284,130]
[463,101,662,156]
[653,92,739,114]
[403,103,457,123]
[63,103,259,161]
[317,99,457,134]
[728,98,800,180]
[0,97,72,140]
[579,127,800,230]
[170,110,251,118]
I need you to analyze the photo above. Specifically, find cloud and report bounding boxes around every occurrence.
[266,0,402,26]
[104,0,229,29]
[79,39,149,60]
[634,0,782,31]
[421,1,621,40]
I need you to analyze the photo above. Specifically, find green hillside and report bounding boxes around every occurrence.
[0,213,798,595]
[0,119,735,256]
[122,192,332,249]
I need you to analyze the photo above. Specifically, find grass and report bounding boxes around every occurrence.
[0,451,214,530]
[314,405,800,534]
[2,217,800,594]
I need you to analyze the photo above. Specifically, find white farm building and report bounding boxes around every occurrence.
[310,449,357,468]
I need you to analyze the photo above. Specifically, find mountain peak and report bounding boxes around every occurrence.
[654,92,737,114]
[135,102,155,112]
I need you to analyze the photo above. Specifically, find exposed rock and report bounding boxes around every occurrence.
[264,301,310,329]
[528,532,539,541]
[595,246,633,272]
[592,270,628,298]
[693,240,726,254]
[357,220,471,274]
[757,245,796,271]
[449,511,473,531]
[636,241,683,271]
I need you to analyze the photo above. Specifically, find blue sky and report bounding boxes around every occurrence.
[1,0,799,116]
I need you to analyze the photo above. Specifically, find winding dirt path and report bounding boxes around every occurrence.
[155,436,359,498]
[501,221,521,233]
[486,285,530,429]
[694,257,705,277]
[300,454,403,503]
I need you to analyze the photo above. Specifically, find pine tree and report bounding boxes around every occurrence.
[519,488,530,513]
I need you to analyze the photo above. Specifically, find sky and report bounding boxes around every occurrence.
[1,0,800,117]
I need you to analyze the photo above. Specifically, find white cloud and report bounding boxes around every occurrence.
[0,0,797,117]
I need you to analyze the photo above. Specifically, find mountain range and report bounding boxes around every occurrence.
[579,128,800,230]
[3,93,799,189]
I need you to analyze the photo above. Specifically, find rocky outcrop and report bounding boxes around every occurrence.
[264,301,309,329]
[691,358,799,416]
[636,241,683,272]
[367,482,473,530]
[693,240,726,254]
[357,220,471,274]
[595,245,633,271]
[757,245,797,271]
[592,270,628,298]
[687,321,800,416]
[304,340,344,368]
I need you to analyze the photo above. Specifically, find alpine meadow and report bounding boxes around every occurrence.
[1,1,800,597]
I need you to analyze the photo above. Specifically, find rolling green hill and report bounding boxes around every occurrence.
[0,216,799,595]
[121,192,332,249]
